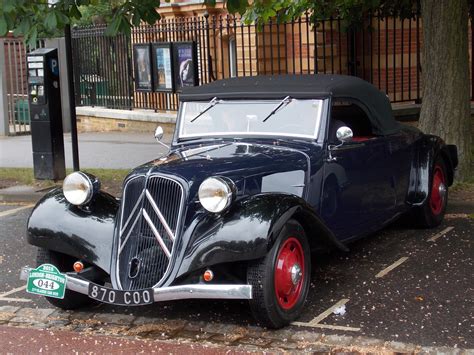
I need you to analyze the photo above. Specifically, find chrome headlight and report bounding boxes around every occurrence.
[198,177,234,213]
[63,172,98,206]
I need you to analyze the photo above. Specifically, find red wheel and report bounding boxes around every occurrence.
[410,157,449,228]
[274,237,305,310]
[429,164,447,216]
[247,220,311,328]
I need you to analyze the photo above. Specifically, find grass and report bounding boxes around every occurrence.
[0,167,129,195]
[0,168,38,186]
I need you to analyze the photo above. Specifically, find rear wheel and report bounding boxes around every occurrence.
[36,248,96,309]
[247,220,310,328]
[412,157,448,228]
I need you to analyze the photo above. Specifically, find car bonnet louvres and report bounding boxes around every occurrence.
[117,175,185,290]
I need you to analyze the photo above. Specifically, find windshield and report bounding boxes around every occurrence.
[178,99,323,140]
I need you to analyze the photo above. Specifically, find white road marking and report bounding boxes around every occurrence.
[0,285,26,298]
[308,298,350,325]
[0,286,32,303]
[293,322,361,332]
[0,205,34,218]
[375,257,409,278]
[292,298,360,331]
[0,297,32,303]
[445,214,468,219]
[375,256,408,278]
[427,226,455,242]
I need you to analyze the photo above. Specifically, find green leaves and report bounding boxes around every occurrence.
[45,12,58,31]
[227,0,249,14]
[1,0,17,13]
[0,0,417,47]
[0,15,8,36]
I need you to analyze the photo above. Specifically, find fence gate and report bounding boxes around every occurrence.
[1,37,44,135]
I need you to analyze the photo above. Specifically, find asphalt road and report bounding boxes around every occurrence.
[0,202,472,349]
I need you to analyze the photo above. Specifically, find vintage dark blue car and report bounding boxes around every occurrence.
[22,75,457,328]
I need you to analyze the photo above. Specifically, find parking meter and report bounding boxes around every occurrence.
[27,48,65,180]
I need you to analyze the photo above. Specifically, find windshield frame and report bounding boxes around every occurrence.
[175,98,325,142]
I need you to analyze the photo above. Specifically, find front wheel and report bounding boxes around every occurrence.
[36,248,97,309]
[247,219,311,328]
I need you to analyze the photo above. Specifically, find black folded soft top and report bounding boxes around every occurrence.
[180,74,399,135]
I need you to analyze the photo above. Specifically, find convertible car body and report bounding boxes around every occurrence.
[22,75,457,328]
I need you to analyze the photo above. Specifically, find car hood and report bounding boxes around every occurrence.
[136,142,311,198]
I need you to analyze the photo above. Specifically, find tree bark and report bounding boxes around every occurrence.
[419,0,472,180]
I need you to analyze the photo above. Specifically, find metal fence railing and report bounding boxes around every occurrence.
[1,36,44,135]
[71,26,133,110]
[71,13,427,112]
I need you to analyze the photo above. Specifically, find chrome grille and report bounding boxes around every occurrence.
[117,175,184,290]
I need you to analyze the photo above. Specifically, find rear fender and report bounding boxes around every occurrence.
[406,135,458,205]
[27,188,119,274]
[175,193,347,278]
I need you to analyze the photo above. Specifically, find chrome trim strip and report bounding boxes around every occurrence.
[120,190,144,235]
[20,267,252,301]
[145,189,175,242]
[142,209,171,258]
[118,211,142,254]
[152,284,252,302]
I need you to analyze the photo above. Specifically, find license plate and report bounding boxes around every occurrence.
[88,283,153,306]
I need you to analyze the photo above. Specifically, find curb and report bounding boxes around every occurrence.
[0,186,53,204]
[0,306,471,354]
[0,192,46,204]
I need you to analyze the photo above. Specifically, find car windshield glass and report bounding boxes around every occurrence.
[178,99,323,140]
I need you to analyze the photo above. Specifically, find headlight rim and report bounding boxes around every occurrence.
[198,176,235,213]
[63,171,98,206]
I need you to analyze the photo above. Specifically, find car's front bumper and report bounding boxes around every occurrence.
[20,266,252,303]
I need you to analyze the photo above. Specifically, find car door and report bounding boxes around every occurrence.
[320,103,396,241]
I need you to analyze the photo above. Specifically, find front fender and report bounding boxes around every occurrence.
[27,188,119,274]
[175,193,346,278]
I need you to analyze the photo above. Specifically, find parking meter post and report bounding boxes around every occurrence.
[27,48,66,180]
[65,24,80,172]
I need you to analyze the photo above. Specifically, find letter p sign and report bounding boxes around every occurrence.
[50,58,59,76]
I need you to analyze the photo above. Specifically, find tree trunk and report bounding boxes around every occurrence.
[419,0,472,180]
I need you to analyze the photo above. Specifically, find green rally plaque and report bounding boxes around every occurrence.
[26,264,67,299]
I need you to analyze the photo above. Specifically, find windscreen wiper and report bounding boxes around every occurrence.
[262,96,292,122]
[190,97,220,122]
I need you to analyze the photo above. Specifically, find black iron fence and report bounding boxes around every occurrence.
[72,13,427,111]
[1,36,44,135]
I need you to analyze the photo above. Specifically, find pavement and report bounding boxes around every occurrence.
[0,131,171,169]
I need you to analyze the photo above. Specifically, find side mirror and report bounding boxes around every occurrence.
[336,126,353,144]
[154,126,164,141]
[154,126,170,149]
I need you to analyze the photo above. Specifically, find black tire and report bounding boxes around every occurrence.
[247,219,311,328]
[411,157,449,228]
[36,248,96,310]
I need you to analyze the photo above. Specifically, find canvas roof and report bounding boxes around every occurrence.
[180,74,400,135]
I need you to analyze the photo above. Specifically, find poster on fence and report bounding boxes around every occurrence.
[152,43,174,92]
[173,42,198,92]
[133,44,153,92]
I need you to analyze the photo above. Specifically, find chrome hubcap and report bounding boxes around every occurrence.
[290,264,302,285]
[439,183,447,200]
